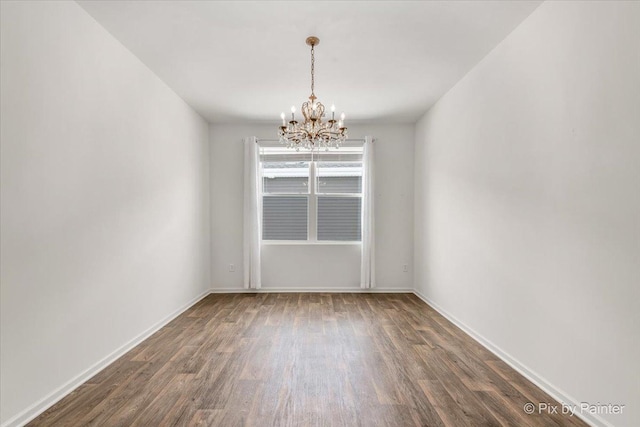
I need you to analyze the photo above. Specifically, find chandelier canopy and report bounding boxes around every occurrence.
[279,37,347,150]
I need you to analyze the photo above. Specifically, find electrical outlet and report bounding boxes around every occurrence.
[229,264,235,272]
[402,264,409,273]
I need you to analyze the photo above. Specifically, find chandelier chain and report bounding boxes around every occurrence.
[310,43,315,98]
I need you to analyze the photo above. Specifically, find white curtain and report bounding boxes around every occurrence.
[243,136,261,289]
[361,136,375,288]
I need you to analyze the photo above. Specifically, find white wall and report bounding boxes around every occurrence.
[210,124,414,290]
[414,2,639,426]
[0,2,210,426]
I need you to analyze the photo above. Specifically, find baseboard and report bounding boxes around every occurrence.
[412,290,610,427]
[1,290,210,427]
[208,287,414,293]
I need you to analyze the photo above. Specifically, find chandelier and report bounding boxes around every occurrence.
[279,36,347,150]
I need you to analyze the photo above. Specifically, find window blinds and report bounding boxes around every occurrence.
[262,196,308,240]
[317,197,362,241]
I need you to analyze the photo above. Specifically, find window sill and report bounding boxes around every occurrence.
[262,240,361,246]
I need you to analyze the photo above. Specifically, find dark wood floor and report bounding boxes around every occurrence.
[29,293,587,426]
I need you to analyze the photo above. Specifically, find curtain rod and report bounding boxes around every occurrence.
[256,138,368,143]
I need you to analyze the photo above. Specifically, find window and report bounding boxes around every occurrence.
[262,158,309,241]
[260,145,364,242]
[316,160,362,241]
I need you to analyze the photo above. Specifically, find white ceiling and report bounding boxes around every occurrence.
[77,1,542,124]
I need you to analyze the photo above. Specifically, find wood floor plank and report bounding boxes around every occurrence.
[27,293,588,427]
[419,379,476,427]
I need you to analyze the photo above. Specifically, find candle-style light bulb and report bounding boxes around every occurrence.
[280,112,285,126]
[331,104,336,120]
[291,106,296,121]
